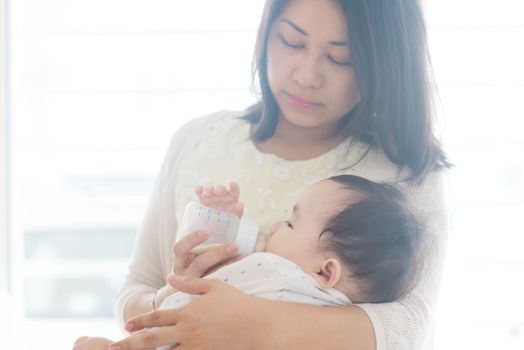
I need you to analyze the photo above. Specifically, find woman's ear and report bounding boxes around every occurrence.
[314,258,342,289]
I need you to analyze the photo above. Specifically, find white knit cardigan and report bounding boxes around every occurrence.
[114,110,448,350]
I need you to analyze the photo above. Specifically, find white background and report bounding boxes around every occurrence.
[0,0,8,292]
[1,1,524,349]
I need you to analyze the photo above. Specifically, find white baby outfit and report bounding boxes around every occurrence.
[116,111,448,350]
[160,252,350,310]
[157,252,350,350]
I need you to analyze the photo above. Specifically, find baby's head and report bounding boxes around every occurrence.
[265,175,422,303]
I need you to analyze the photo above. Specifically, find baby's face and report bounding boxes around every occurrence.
[265,179,343,273]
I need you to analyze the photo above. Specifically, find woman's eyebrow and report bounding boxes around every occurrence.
[280,19,308,36]
[329,40,349,47]
[279,19,349,47]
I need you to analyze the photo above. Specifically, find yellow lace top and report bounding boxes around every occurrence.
[174,114,369,251]
[116,111,447,350]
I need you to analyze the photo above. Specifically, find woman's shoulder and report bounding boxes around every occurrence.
[355,145,410,183]
[166,110,248,149]
[354,144,447,203]
[176,109,247,133]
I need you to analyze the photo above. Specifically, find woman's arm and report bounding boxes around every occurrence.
[114,123,188,327]
[123,291,156,321]
[111,171,448,350]
[122,231,238,323]
[110,276,376,350]
[358,169,449,349]
[115,112,231,328]
[268,301,376,350]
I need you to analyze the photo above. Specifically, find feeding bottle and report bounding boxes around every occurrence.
[178,201,259,256]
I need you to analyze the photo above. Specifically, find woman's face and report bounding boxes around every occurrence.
[266,0,360,129]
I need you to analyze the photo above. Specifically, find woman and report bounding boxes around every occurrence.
[75,0,449,349]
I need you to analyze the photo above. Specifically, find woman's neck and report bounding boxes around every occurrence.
[255,115,347,161]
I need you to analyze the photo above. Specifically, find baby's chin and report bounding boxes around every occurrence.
[262,248,307,271]
[262,246,276,255]
[263,243,285,259]
[263,243,291,261]
[262,238,275,254]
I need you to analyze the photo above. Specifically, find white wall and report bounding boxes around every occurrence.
[426,1,524,349]
[4,1,524,349]
[0,0,9,295]
[7,2,262,349]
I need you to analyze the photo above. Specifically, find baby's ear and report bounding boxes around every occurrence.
[314,258,342,289]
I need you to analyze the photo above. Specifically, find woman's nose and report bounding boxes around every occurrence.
[292,56,323,89]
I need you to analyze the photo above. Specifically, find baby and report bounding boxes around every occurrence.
[73,175,423,350]
[153,175,423,349]
[161,174,423,312]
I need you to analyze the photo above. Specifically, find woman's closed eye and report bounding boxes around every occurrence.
[279,34,352,67]
[278,34,304,49]
[328,55,351,67]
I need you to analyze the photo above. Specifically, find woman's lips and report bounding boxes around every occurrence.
[285,92,321,109]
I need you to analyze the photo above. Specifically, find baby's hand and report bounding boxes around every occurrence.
[195,181,244,217]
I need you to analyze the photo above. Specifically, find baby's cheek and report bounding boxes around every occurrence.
[270,221,283,235]
[264,236,274,253]
[264,234,281,254]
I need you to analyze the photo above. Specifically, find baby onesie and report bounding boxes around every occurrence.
[157,252,351,350]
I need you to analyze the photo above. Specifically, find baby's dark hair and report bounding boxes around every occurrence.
[320,175,423,303]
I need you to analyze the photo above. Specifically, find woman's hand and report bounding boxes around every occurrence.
[153,230,240,309]
[172,229,239,277]
[110,275,271,350]
[72,336,113,350]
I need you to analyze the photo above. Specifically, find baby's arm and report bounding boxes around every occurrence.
[194,181,244,217]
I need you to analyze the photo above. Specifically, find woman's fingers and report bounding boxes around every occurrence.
[111,325,181,350]
[184,242,238,277]
[167,275,216,295]
[172,230,209,258]
[171,229,238,278]
[125,308,181,333]
[198,253,244,275]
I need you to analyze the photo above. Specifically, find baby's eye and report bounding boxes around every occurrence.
[285,221,294,229]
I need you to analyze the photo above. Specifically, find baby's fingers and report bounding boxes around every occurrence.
[213,185,228,197]
[229,182,240,199]
[202,185,214,197]
[231,202,244,217]
[194,186,204,196]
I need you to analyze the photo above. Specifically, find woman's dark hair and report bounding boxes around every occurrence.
[322,174,424,303]
[243,0,450,181]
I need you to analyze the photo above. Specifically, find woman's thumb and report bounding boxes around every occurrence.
[167,274,212,295]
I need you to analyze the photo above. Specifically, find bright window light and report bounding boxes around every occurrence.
[4,1,524,349]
